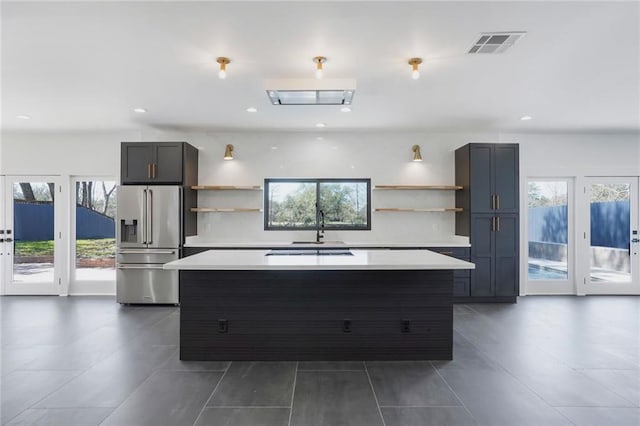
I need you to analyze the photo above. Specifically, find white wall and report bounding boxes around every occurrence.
[0,130,138,176]
[181,130,500,244]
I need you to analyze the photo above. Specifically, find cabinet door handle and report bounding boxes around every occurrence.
[147,164,151,178]
[152,163,157,178]
[492,216,496,231]
[490,194,495,210]
[496,216,500,232]
[496,194,500,210]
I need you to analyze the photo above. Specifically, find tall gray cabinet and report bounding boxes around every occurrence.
[455,143,519,303]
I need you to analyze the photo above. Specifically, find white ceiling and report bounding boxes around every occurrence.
[2,1,639,133]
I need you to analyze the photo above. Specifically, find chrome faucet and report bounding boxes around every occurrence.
[316,210,325,243]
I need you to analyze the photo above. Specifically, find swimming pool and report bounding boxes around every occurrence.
[528,264,567,280]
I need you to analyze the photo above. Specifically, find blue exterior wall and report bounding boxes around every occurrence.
[14,203,114,241]
[528,201,630,249]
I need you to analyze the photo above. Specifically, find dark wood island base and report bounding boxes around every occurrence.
[179,269,453,361]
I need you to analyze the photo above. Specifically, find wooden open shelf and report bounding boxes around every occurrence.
[192,185,262,190]
[375,207,463,212]
[191,208,263,213]
[374,185,463,190]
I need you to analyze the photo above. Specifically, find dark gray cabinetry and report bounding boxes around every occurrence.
[455,143,519,302]
[469,214,518,297]
[429,247,471,298]
[120,141,199,237]
[121,142,198,185]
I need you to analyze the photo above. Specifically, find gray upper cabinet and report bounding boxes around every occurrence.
[461,143,519,215]
[493,145,519,213]
[455,143,519,302]
[122,143,154,184]
[121,142,198,185]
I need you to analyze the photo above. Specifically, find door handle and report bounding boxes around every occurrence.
[491,194,495,210]
[496,194,500,210]
[496,216,500,232]
[147,164,151,179]
[142,189,148,244]
[118,249,176,255]
[147,189,153,245]
[492,217,496,231]
[152,163,157,179]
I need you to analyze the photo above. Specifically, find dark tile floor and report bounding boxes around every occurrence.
[1,296,639,425]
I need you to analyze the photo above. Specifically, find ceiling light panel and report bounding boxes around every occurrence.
[467,32,526,54]
[265,79,356,106]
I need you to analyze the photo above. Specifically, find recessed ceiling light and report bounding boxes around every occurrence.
[271,146,278,150]
[341,107,351,112]
[16,114,31,120]
[133,108,147,113]
[316,137,324,141]
[315,122,327,128]
[520,115,533,121]
[246,107,258,113]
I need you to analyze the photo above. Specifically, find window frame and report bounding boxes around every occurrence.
[264,178,372,231]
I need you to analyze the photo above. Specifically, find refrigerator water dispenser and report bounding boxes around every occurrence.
[120,219,138,243]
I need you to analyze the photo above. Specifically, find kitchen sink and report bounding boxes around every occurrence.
[290,241,345,245]
[266,249,353,256]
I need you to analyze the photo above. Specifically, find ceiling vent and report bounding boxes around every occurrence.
[467,32,526,54]
[265,78,356,105]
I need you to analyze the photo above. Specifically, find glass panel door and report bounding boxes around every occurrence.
[526,179,573,293]
[4,176,60,295]
[582,177,639,294]
[73,179,117,283]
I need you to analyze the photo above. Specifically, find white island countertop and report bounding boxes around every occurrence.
[183,240,470,249]
[164,249,475,271]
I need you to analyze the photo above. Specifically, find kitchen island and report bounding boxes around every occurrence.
[164,249,474,361]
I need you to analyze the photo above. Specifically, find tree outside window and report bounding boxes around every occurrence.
[265,179,371,230]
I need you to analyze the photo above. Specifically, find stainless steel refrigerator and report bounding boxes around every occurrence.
[116,186,182,304]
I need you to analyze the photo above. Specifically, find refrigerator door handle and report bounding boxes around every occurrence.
[118,249,177,255]
[117,264,165,270]
[148,189,153,245]
[142,189,148,244]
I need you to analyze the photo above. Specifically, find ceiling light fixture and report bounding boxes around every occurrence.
[520,115,533,121]
[313,56,326,79]
[408,58,423,80]
[217,57,230,79]
[246,107,257,113]
[341,106,351,112]
[133,108,147,113]
[16,114,31,120]
[266,79,356,105]
[315,122,327,128]
[223,144,234,160]
[412,145,423,162]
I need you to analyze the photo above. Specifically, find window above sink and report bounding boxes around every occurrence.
[264,178,371,231]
